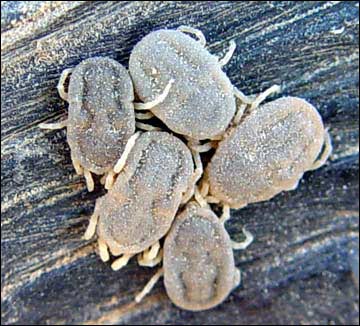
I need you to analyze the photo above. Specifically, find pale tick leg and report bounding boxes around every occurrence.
[134,79,174,110]
[57,68,73,102]
[194,186,209,208]
[111,254,134,271]
[177,26,206,46]
[233,268,241,288]
[71,154,84,175]
[205,195,220,204]
[135,111,155,120]
[219,204,230,224]
[83,168,94,192]
[219,40,236,67]
[39,119,68,130]
[113,131,141,174]
[98,238,110,262]
[138,248,163,267]
[309,129,333,171]
[233,103,247,125]
[83,198,102,240]
[199,180,210,198]
[188,141,214,153]
[104,170,116,190]
[181,150,203,204]
[143,241,160,261]
[250,84,281,111]
[135,122,162,131]
[109,245,123,257]
[231,227,254,250]
[135,268,164,303]
[233,86,254,105]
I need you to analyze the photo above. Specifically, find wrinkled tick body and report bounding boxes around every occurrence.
[205,97,332,209]
[40,57,172,191]
[129,28,247,141]
[84,131,194,271]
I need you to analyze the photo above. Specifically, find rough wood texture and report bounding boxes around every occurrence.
[1,1,359,325]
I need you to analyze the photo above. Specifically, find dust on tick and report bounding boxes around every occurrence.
[38,25,333,312]
[83,131,195,271]
[39,57,172,191]
[129,26,260,142]
[201,96,332,217]
[134,201,253,310]
[129,26,282,157]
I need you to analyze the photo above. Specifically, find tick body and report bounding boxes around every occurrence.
[40,57,135,191]
[163,202,240,311]
[68,57,136,174]
[40,57,173,191]
[205,96,332,209]
[85,131,194,269]
[129,28,239,141]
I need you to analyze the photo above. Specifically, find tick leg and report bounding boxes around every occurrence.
[57,68,73,102]
[219,204,230,224]
[233,86,254,105]
[114,131,141,173]
[71,154,84,175]
[181,150,203,204]
[135,122,162,131]
[144,241,160,261]
[83,198,102,240]
[135,111,155,120]
[219,40,236,67]
[194,186,209,208]
[309,128,333,171]
[138,248,163,267]
[177,26,206,46]
[83,168,94,192]
[111,254,134,271]
[135,268,164,303]
[104,170,116,190]
[199,180,209,197]
[233,268,241,288]
[188,141,214,153]
[134,79,174,110]
[205,195,220,204]
[108,243,123,257]
[231,227,254,250]
[39,119,68,130]
[250,84,281,111]
[233,103,247,125]
[98,238,110,262]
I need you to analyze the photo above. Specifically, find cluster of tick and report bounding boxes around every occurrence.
[40,26,332,311]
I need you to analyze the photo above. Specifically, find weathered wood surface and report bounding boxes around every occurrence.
[1,1,359,325]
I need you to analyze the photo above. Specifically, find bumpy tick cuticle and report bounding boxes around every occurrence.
[129,27,247,143]
[203,96,332,211]
[135,201,253,310]
[84,131,194,271]
[40,57,174,192]
[39,26,333,312]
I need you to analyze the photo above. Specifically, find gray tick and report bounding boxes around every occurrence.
[40,57,172,191]
[83,131,195,271]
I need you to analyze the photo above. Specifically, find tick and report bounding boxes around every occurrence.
[83,131,196,271]
[129,26,257,144]
[135,202,253,310]
[40,57,172,191]
[201,96,332,218]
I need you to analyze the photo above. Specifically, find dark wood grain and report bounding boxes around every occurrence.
[1,1,359,325]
